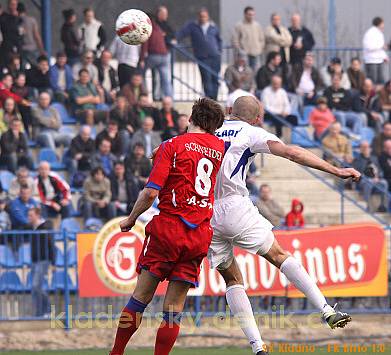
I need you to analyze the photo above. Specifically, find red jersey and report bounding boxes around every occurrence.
[146,132,224,228]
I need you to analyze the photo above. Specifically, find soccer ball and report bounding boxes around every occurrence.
[116,9,152,45]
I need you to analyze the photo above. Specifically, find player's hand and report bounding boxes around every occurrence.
[336,168,361,182]
[120,216,136,232]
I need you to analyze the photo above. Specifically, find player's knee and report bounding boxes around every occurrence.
[217,259,244,287]
[261,244,290,269]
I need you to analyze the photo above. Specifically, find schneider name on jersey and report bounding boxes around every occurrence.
[215,120,282,200]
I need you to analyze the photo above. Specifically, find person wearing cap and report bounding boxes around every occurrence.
[232,6,265,71]
[309,96,336,141]
[320,57,351,90]
[224,50,254,93]
[49,51,74,103]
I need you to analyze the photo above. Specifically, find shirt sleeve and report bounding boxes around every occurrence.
[145,140,174,190]
[250,127,282,154]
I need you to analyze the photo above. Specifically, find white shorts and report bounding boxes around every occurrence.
[208,195,275,269]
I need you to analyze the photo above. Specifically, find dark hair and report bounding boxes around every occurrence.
[244,6,254,14]
[83,7,93,15]
[28,206,41,216]
[133,142,145,150]
[17,2,25,13]
[91,166,104,177]
[383,121,391,128]
[62,9,75,21]
[372,17,383,27]
[100,138,111,146]
[114,160,125,167]
[266,51,280,64]
[351,57,361,63]
[56,51,67,58]
[37,55,48,63]
[190,98,224,134]
[108,120,118,126]
[1,73,12,81]
[78,68,89,76]
[20,184,30,190]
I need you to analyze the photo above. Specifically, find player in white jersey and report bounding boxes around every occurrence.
[208,96,361,355]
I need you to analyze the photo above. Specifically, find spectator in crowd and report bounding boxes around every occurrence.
[320,57,351,90]
[27,206,54,317]
[78,7,106,54]
[69,68,105,126]
[35,161,72,219]
[322,121,353,165]
[49,52,73,103]
[131,117,162,158]
[81,166,115,221]
[255,184,285,227]
[0,97,22,134]
[33,92,72,150]
[160,96,179,139]
[255,51,285,91]
[9,184,38,229]
[309,96,336,141]
[110,161,138,215]
[288,13,315,65]
[61,9,80,67]
[109,36,140,88]
[225,78,254,111]
[91,138,116,177]
[0,196,11,232]
[26,55,51,95]
[372,122,391,157]
[357,78,383,131]
[379,80,391,120]
[2,53,26,78]
[363,17,388,85]
[347,57,366,91]
[0,73,30,108]
[155,6,176,48]
[285,198,305,228]
[17,2,45,65]
[72,50,99,83]
[12,72,32,105]
[265,13,292,65]
[0,118,33,172]
[131,94,162,129]
[109,95,140,142]
[96,120,124,157]
[120,71,148,107]
[96,49,118,104]
[379,140,391,191]
[8,166,35,200]
[353,141,388,212]
[176,114,189,136]
[177,7,222,100]
[67,125,95,174]
[231,6,265,71]
[125,142,152,190]
[262,74,297,137]
[323,74,364,137]
[290,51,322,106]
[140,16,173,99]
[0,0,23,67]
[224,50,254,93]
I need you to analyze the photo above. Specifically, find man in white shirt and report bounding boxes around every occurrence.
[363,17,389,84]
[262,75,296,136]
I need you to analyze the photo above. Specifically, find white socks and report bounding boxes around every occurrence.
[280,256,333,314]
[226,284,265,354]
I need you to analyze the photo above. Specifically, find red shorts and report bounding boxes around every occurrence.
[136,213,213,287]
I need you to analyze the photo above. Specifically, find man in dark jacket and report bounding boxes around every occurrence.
[372,122,391,157]
[95,120,125,157]
[0,118,33,172]
[96,49,118,104]
[110,161,138,215]
[26,55,51,95]
[159,96,179,139]
[125,143,152,191]
[27,206,54,317]
[288,14,315,65]
[353,141,388,211]
[379,140,391,192]
[67,125,95,174]
[177,8,222,99]
[255,51,286,91]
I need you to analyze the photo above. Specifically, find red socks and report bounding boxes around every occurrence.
[154,312,182,355]
[110,297,147,355]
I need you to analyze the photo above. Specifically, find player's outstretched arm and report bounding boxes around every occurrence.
[267,140,361,181]
[120,188,159,232]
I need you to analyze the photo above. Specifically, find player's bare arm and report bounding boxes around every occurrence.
[120,188,159,232]
[267,140,361,182]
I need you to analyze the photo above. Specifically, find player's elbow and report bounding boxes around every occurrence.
[143,187,159,201]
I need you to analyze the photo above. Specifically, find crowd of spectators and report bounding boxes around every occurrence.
[0,1,390,232]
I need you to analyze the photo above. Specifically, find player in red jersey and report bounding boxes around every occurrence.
[110,98,225,355]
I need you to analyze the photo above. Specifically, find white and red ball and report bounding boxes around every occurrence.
[116,9,152,45]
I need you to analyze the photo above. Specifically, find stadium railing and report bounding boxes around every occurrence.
[169,45,391,102]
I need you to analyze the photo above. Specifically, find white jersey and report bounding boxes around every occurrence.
[214,119,281,200]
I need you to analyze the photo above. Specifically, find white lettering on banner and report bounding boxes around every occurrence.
[348,243,365,281]
[111,236,137,280]
[209,268,226,294]
[326,246,347,283]
[259,257,277,289]
[184,142,223,161]
[236,254,258,290]
[304,248,328,284]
